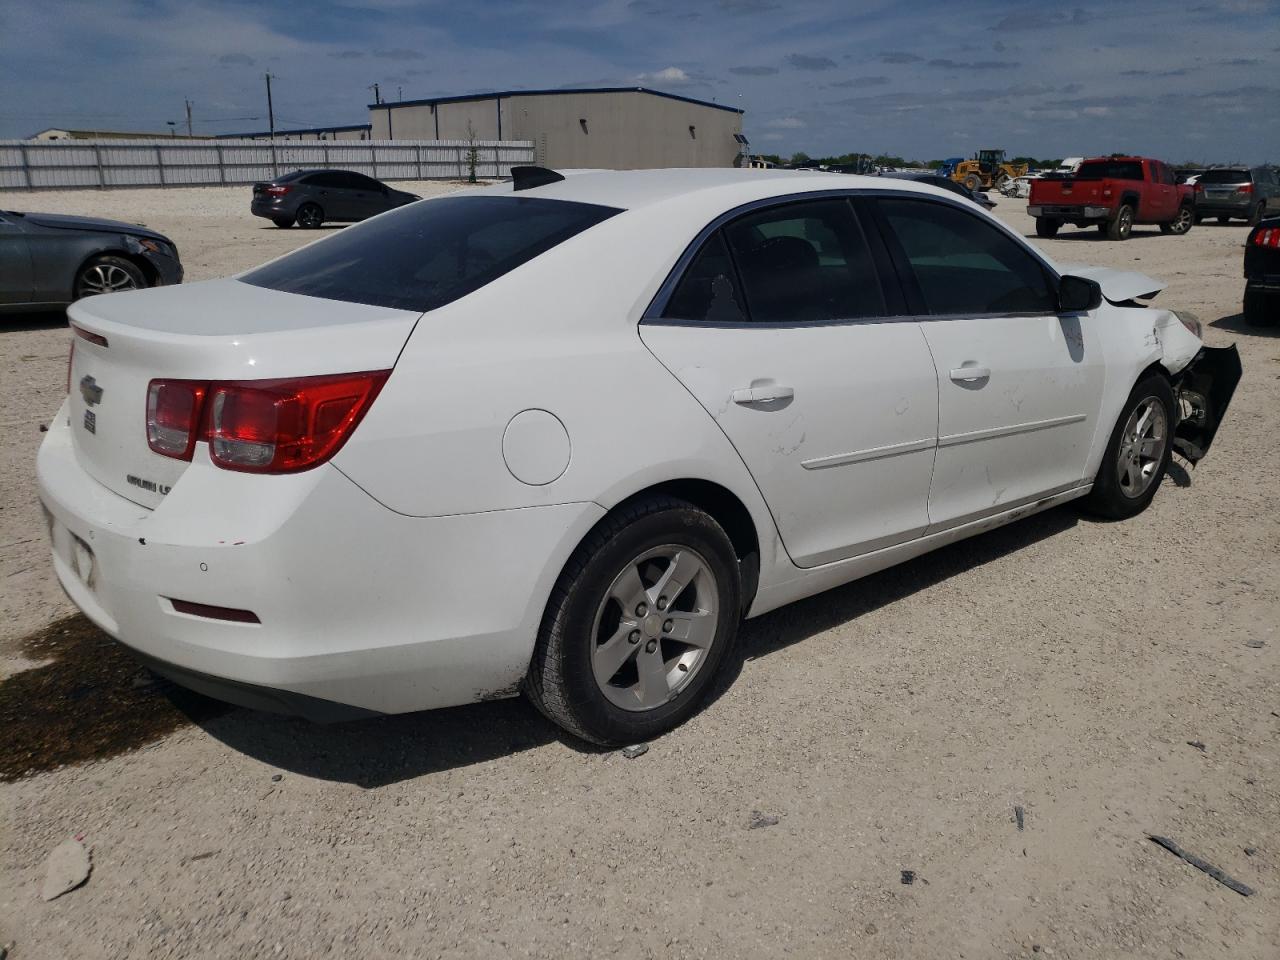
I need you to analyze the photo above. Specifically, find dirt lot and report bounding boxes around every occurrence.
[1,183,1277,959]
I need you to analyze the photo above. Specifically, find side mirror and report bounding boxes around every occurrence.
[1058,274,1103,312]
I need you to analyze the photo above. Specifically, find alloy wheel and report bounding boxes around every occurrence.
[1116,398,1167,498]
[1170,207,1193,234]
[78,263,139,297]
[590,545,720,712]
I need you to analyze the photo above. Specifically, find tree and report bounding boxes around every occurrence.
[465,120,480,184]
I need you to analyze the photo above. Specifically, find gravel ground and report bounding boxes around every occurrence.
[1,183,1277,959]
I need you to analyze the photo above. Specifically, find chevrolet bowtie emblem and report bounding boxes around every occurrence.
[79,375,103,407]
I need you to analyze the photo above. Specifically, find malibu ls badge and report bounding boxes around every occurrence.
[79,375,102,434]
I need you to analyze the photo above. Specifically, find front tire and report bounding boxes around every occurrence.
[963,173,983,193]
[296,203,324,229]
[1217,215,1231,225]
[525,497,742,745]
[74,255,146,300]
[1082,374,1175,520]
[1107,204,1134,241]
[1035,217,1061,238]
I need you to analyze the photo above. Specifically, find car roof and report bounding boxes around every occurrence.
[474,167,944,212]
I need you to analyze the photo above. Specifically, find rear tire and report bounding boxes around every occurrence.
[1244,286,1277,326]
[1249,202,1265,226]
[74,255,146,300]
[1035,217,1061,238]
[524,496,742,745]
[1107,204,1134,241]
[1217,215,1230,225]
[1165,204,1194,235]
[1082,374,1175,520]
[272,217,294,228]
[296,203,324,229]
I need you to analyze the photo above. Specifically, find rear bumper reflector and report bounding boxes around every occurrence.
[168,598,261,624]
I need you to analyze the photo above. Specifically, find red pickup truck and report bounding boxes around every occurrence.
[1028,157,1195,241]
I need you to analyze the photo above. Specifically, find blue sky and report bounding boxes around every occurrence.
[2,0,1277,161]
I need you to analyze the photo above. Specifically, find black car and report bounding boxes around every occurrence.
[0,210,182,313]
[878,172,997,209]
[250,169,421,229]
[1244,215,1280,326]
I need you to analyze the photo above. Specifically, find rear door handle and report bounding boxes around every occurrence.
[949,366,991,382]
[732,384,794,405]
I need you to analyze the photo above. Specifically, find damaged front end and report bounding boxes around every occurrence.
[1172,345,1242,463]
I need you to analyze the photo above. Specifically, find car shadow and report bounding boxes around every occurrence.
[8,505,1082,788]
[1,308,68,332]
[1212,311,1275,337]
[1024,228,1171,242]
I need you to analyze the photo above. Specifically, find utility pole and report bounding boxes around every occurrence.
[185,99,193,137]
[265,73,278,176]
[369,82,381,105]
[265,73,277,141]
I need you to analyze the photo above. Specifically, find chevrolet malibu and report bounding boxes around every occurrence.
[39,168,1240,745]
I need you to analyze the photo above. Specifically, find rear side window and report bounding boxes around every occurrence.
[878,197,1056,316]
[1075,160,1145,181]
[1199,169,1252,184]
[665,232,747,323]
[241,195,621,312]
[724,199,885,323]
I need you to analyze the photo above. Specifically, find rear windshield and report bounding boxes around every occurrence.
[240,195,621,311]
[1075,160,1145,181]
[1198,169,1251,184]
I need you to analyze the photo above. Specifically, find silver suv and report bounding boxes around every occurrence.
[1193,166,1278,225]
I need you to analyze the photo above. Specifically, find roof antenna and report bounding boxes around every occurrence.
[511,166,566,191]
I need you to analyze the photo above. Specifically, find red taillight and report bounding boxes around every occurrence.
[1255,228,1280,248]
[147,379,208,460]
[1237,183,1254,195]
[1194,182,1204,193]
[145,371,389,473]
[265,184,292,197]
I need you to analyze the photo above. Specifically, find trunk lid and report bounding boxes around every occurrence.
[66,278,420,509]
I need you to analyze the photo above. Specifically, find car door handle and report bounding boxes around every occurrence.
[949,366,991,382]
[732,384,794,405]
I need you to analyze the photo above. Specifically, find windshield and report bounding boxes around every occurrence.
[1075,160,1144,181]
[240,195,622,312]
[1198,169,1251,184]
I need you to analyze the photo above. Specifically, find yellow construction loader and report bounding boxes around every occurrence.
[950,149,1028,193]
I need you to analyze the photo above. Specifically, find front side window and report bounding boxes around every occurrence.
[241,195,621,312]
[878,197,1056,316]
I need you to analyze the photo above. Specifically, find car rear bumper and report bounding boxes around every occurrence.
[250,197,297,220]
[1195,199,1251,216]
[37,401,605,718]
[1028,204,1112,222]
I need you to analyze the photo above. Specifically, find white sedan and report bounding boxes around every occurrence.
[38,168,1240,744]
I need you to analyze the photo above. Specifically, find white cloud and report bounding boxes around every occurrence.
[635,66,691,84]
[764,116,805,128]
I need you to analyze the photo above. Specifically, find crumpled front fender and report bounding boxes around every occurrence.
[1173,345,1242,463]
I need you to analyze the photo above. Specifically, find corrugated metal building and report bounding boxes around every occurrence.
[368,87,744,169]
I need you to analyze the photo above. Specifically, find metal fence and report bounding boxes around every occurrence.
[0,138,536,190]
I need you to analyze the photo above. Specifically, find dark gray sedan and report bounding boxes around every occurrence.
[250,169,420,228]
[0,210,183,313]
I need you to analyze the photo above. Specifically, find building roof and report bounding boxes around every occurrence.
[214,123,372,140]
[368,86,744,115]
[30,127,208,140]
